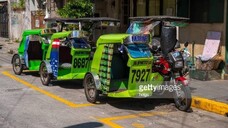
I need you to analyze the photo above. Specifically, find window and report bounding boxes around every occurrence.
[177,0,224,23]
[122,0,130,24]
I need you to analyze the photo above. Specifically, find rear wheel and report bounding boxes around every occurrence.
[84,73,99,103]
[40,62,51,86]
[12,54,23,75]
[173,82,192,111]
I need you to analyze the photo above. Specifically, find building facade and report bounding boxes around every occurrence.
[0,0,66,39]
[1,0,227,70]
[94,0,228,71]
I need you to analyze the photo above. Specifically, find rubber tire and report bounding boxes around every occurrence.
[12,54,23,75]
[173,83,192,112]
[40,62,51,86]
[84,73,99,103]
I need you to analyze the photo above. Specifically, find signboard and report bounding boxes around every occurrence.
[124,34,150,44]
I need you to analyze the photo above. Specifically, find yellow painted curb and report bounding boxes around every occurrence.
[192,96,228,116]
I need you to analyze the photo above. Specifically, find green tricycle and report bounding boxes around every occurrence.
[83,34,163,101]
[11,29,56,75]
[83,33,191,111]
[39,30,91,85]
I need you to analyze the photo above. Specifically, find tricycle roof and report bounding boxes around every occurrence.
[97,34,151,46]
[44,17,120,23]
[44,17,64,22]
[97,34,130,45]
[51,31,72,40]
[22,29,57,37]
[78,17,120,22]
[129,15,189,22]
[22,29,42,37]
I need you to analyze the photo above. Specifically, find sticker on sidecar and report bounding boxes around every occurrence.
[133,61,152,66]
[130,69,150,83]
[132,35,149,42]
[73,57,90,68]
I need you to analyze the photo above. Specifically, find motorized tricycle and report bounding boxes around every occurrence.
[128,16,192,111]
[12,29,56,75]
[39,30,91,85]
[83,31,191,111]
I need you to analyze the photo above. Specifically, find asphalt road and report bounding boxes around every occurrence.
[0,63,227,128]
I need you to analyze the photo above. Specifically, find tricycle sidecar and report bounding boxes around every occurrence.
[12,29,56,75]
[39,30,91,85]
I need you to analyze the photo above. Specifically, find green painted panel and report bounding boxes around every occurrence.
[28,60,41,70]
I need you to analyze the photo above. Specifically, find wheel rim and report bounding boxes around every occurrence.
[13,57,21,73]
[85,75,96,100]
[41,64,48,83]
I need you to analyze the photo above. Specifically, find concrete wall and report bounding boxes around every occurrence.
[179,23,226,60]
[29,0,39,11]
[163,0,176,16]
[8,0,38,40]
[149,0,160,15]
[127,0,226,61]
[94,0,120,19]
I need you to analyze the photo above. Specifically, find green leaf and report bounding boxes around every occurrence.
[57,0,93,18]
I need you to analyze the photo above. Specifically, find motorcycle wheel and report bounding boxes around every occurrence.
[173,82,192,111]
[12,54,23,75]
[84,73,99,103]
[40,62,51,86]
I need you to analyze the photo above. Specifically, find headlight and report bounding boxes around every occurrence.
[175,61,183,68]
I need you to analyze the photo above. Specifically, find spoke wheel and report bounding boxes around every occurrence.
[173,82,192,111]
[12,54,23,75]
[40,62,51,86]
[84,73,99,103]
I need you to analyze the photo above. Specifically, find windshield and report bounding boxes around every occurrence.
[126,21,160,34]
[125,44,151,58]
[70,38,90,49]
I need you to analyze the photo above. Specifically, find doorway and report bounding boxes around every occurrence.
[0,2,9,38]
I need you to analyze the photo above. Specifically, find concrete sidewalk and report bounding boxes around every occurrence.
[0,38,16,67]
[190,79,228,116]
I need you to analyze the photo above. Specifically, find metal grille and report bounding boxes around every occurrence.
[0,2,8,38]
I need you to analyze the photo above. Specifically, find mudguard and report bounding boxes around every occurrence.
[41,60,53,74]
[175,76,188,86]
[11,54,25,65]
[85,72,101,90]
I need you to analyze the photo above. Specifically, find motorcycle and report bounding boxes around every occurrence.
[150,26,192,111]
[127,16,192,111]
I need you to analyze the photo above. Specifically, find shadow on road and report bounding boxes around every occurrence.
[51,80,84,89]
[64,122,103,128]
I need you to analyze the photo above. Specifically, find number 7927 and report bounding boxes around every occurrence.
[131,69,150,83]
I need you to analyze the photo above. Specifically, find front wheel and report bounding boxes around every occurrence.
[84,73,99,103]
[40,62,52,86]
[173,82,192,111]
[12,54,23,75]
